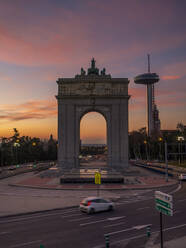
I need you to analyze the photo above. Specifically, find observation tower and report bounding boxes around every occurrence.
[134,55,160,136]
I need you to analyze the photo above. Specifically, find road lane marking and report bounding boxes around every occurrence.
[164,223,186,232]
[0,210,79,224]
[105,224,151,236]
[104,221,126,228]
[170,184,181,194]
[108,216,126,221]
[80,216,126,226]
[178,199,186,202]
[137,207,150,211]
[0,231,11,235]
[10,240,42,247]
[80,219,108,226]
[93,223,186,248]
[59,209,78,214]
[69,217,92,222]
[61,213,82,218]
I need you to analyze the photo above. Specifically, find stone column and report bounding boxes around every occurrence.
[111,103,120,168]
[66,104,76,167]
[119,98,129,168]
[57,99,67,167]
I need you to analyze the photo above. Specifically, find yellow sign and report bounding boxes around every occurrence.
[95,172,101,184]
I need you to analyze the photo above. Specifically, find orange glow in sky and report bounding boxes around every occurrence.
[80,112,106,144]
[0,1,186,142]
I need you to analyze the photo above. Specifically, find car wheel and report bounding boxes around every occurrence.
[108,205,113,211]
[89,208,95,214]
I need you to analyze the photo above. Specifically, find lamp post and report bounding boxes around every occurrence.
[32,141,38,165]
[144,140,148,161]
[177,136,184,165]
[164,141,168,182]
[14,141,20,165]
[158,137,163,162]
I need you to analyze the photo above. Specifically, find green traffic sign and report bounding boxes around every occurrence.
[155,198,172,209]
[156,204,173,216]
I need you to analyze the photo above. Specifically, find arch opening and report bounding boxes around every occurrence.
[80,111,107,167]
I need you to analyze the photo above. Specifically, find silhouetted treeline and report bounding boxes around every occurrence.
[129,123,186,162]
[0,129,57,166]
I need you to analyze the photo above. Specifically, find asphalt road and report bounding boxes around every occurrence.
[1,182,186,248]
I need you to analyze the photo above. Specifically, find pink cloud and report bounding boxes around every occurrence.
[161,61,186,78]
[0,99,57,122]
[0,1,185,68]
[162,75,181,80]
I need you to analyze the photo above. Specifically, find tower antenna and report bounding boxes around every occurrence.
[147,54,151,73]
[134,55,160,136]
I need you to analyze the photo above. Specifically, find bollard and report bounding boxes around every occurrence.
[104,234,110,248]
[146,225,151,237]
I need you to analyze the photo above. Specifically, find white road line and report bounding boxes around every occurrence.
[59,209,78,214]
[164,223,186,232]
[69,217,92,222]
[93,233,148,248]
[80,216,126,226]
[178,199,186,202]
[104,221,126,228]
[107,223,186,237]
[0,210,79,224]
[116,202,130,205]
[80,219,108,226]
[106,227,134,235]
[93,223,186,248]
[0,231,10,235]
[10,240,42,247]
[137,207,150,211]
[105,224,151,236]
[170,184,182,194]
[61,213,82,218]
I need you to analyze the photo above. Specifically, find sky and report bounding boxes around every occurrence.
[0,0,186,143]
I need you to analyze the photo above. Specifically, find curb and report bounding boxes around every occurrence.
[8,179,179,191]
[0,206,78,219]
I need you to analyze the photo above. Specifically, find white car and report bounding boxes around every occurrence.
[179,174,186,181]
[79,196,114,214]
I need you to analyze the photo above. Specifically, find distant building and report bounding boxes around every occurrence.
[81,144,107,155]
[153,104,161,133]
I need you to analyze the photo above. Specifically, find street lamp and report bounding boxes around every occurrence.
[158,137,163,162]
[32,141,38,166]
[177,136,184,165]
[144,140,148,161]
[13,142,20,165]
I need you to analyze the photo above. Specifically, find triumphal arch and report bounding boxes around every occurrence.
[56,59,130,169]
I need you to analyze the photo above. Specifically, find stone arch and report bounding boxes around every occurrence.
[77,106,111,166]
[56,59,130,170]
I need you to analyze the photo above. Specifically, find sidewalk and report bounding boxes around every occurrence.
[9,174,177,190]
[0,169,178,218]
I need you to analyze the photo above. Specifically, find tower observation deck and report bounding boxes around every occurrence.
[134,55,160,136]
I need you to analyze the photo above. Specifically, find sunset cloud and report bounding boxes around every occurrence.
[162,75,181,80]
[0,99,57,122]
[0,0,186,139]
